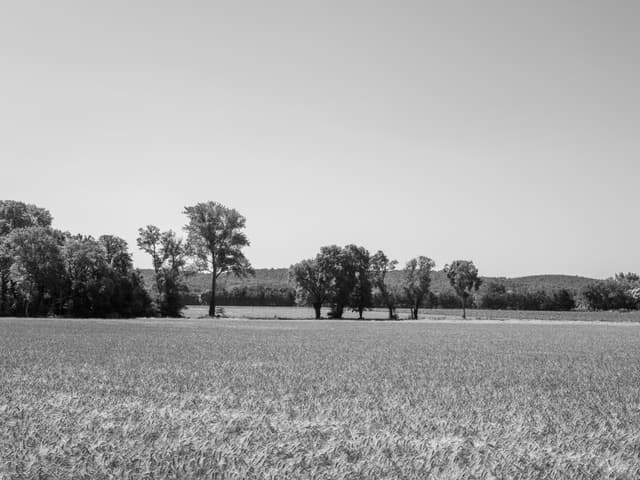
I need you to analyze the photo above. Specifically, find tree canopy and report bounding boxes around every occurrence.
[444,260,482,319]
[183,202,253,316]
[289,258,331,319]
[403,256,435,320]
[137,226,188,317]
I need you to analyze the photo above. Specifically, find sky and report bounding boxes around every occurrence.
[1,1,638,278]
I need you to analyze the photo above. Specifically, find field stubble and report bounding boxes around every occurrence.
[1,318,640,479]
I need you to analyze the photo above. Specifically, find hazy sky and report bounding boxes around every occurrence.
[1,1,638,278]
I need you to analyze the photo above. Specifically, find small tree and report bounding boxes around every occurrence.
[137,226,188,317]
[289,258,330,319]
[137,225,164,302]
[444,260,482,319]
[347,245,372,319]
[183,202,254,317]
[403,256,435,319]
[370,250,399,319]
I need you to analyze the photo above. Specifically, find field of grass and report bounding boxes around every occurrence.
[2,317,640,479]
[186,305,640,323]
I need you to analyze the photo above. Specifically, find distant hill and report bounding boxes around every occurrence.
[491,275,598,293]
[140,268,599,299]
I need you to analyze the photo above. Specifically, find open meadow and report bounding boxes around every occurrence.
[2,317,640,479]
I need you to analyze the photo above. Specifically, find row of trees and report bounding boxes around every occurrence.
[3,200,638,318]
[290,246,482,319]
[0,201,152,317]
[192,274,640,314]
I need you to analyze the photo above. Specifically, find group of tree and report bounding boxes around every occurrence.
[0,200,255,319]
[136,225,189,317]
[479,282,576,311]
[138,201,254,317]
[5,199,638,318]
[0,201,152,317]
[290,246,482,319]
[581,273,640,311]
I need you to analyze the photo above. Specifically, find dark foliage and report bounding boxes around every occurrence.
[200,286,296,307]
[0,200,153,318]
[582,280,638,311]
[479,281,576,311]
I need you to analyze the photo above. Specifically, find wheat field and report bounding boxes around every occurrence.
[2,318,640,479]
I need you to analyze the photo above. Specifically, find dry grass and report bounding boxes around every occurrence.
[2,318,640,479]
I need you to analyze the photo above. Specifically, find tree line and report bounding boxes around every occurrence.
[0,201,152,317]
[0,200,253,318]
[1,199,638,318]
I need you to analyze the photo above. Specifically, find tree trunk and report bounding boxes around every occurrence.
[209,272,217,317]
[334,304,344,319]
[462,296,466,319]
[0,272,6,316]
[388,305,394,320]
[313,303,321,319]
[358,307,364,320]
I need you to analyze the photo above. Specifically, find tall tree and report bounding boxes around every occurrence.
[444,260,482,319]
[403,256,435,320]
[370,250,399,319]
[137,225,164,302]
[183,202,253,317]
[289,258,331,319]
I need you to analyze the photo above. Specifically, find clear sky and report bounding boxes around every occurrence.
[1,1,638,278]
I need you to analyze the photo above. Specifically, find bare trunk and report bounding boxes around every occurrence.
[209,272,217,317]
[462,296,466,319]
[358,307,364,320]
[313,303,321,319]
[388,305,394,320]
